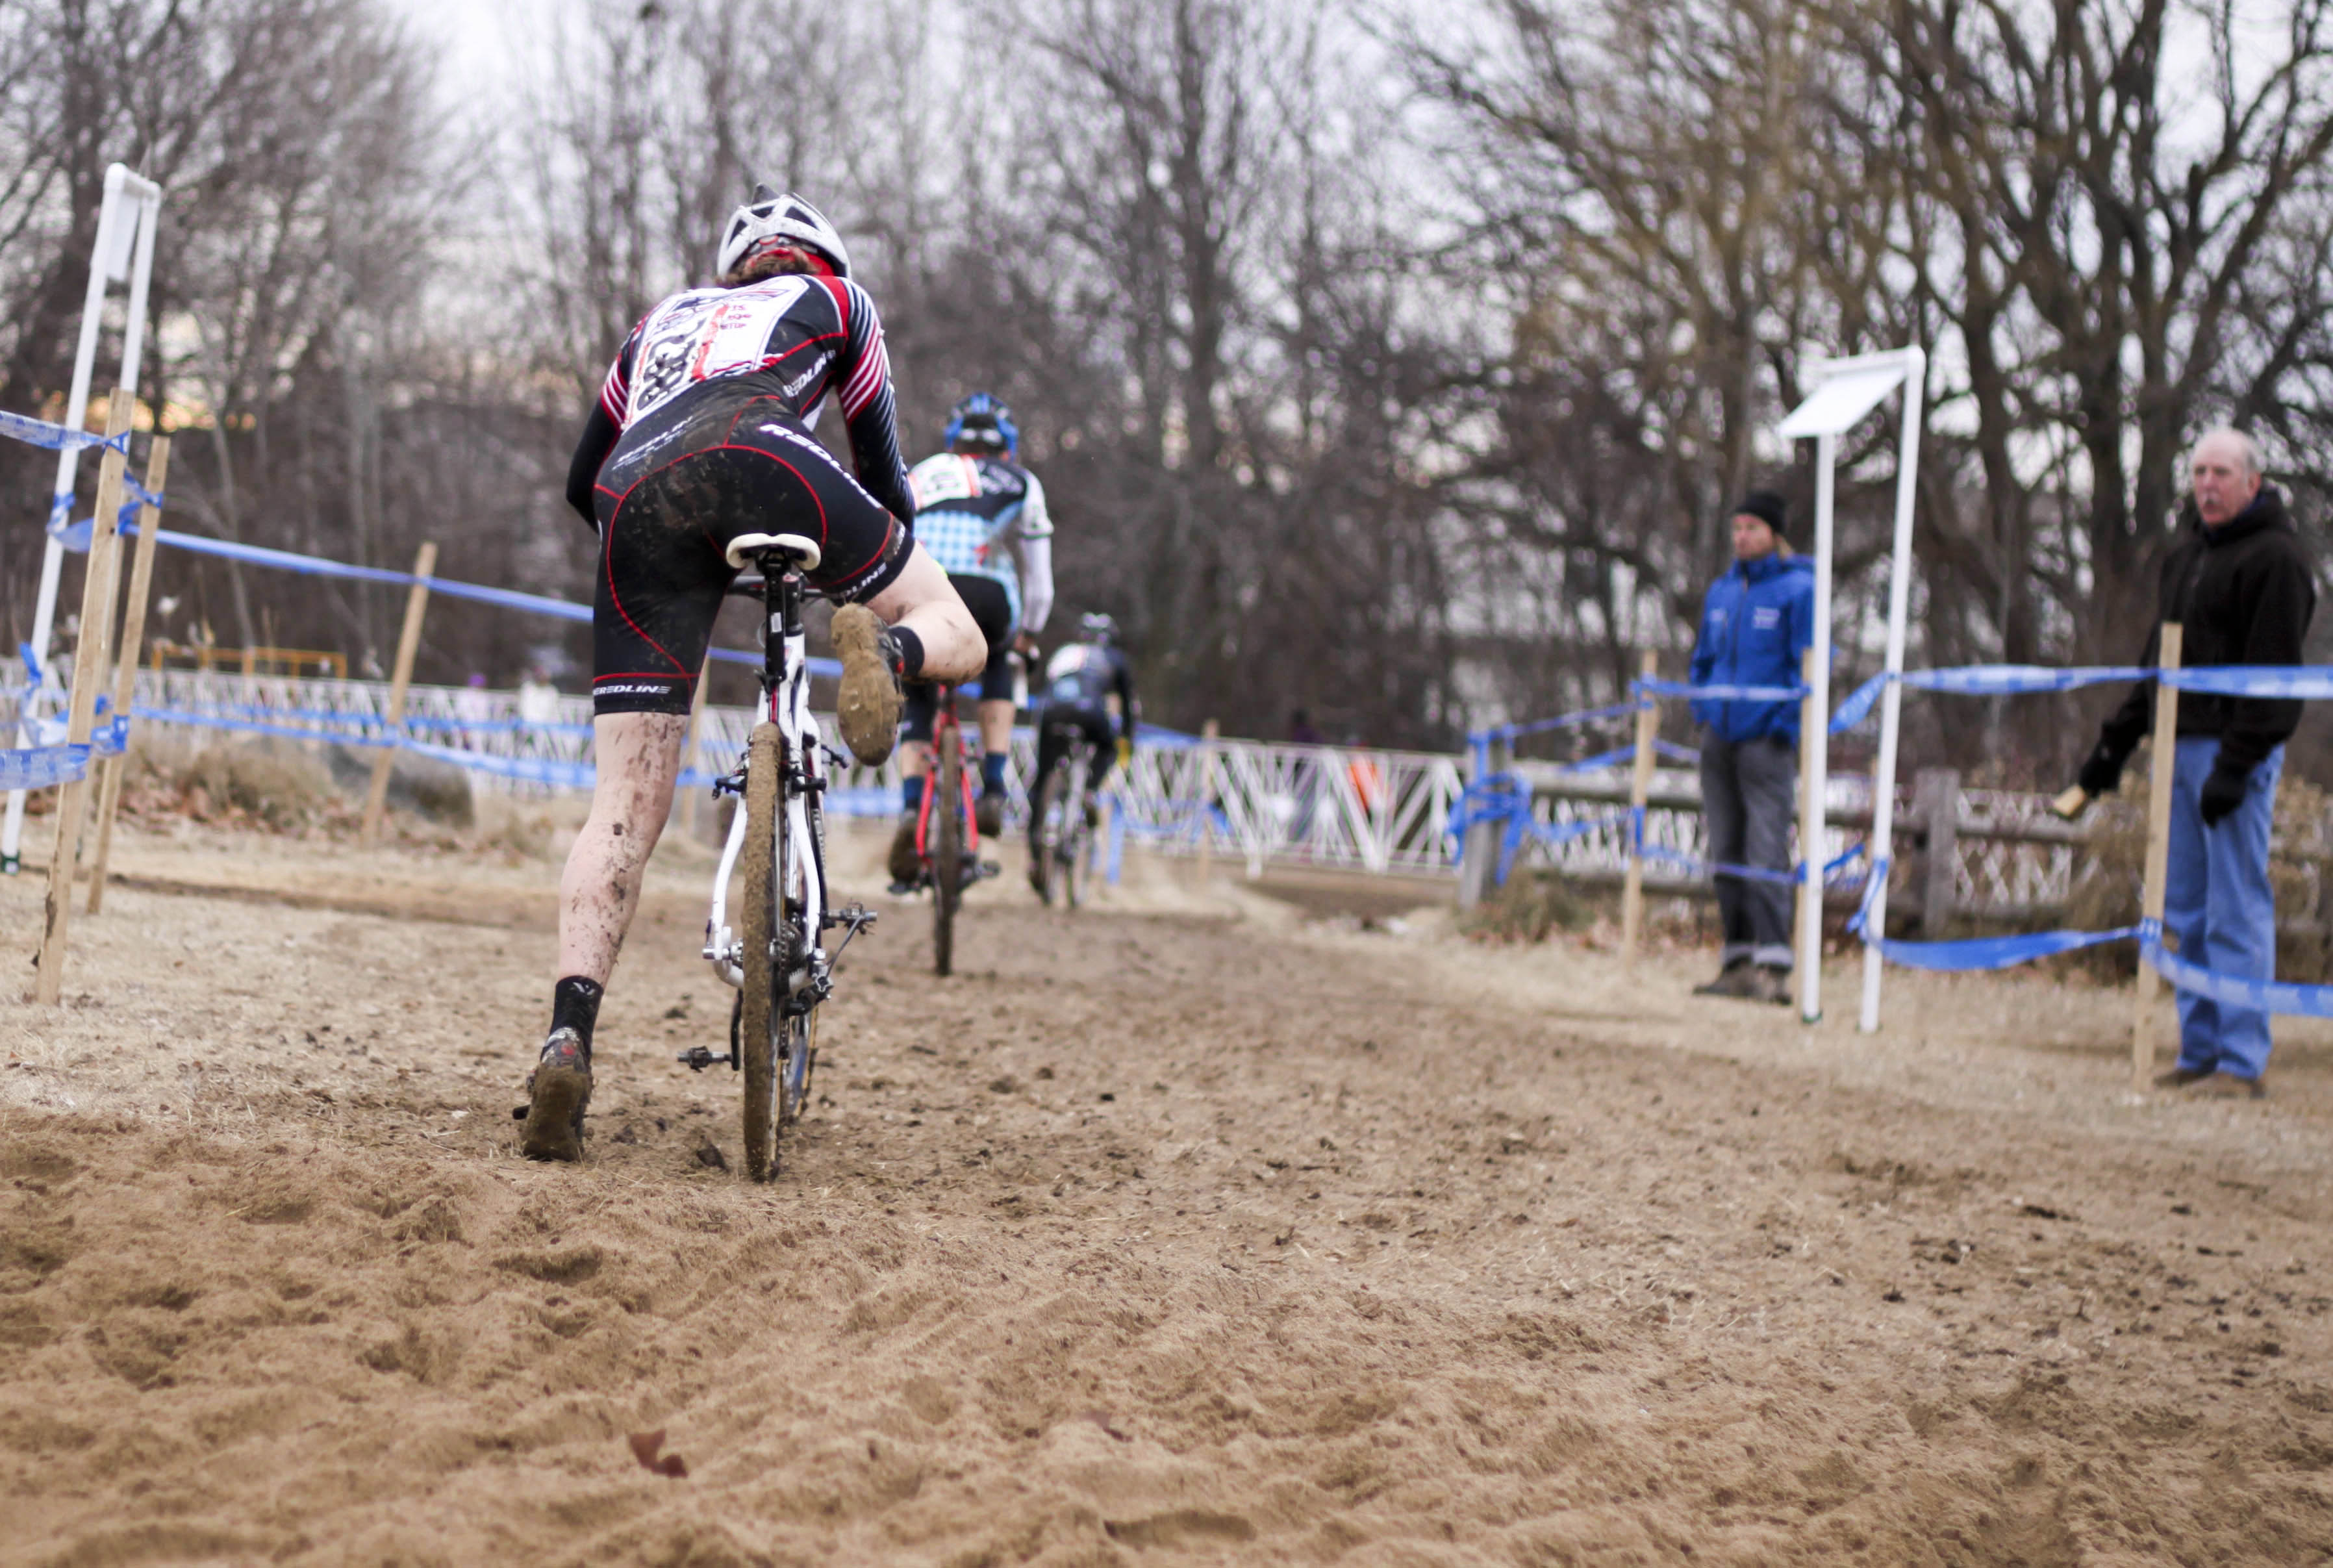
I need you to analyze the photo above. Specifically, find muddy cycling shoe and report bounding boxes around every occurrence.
[1028,857,1049,901]
[1083,793,1102,829]
[976,790,1004,838]
[831,604,905,766]
[520,1028,593,1162]
[888,812,922,887]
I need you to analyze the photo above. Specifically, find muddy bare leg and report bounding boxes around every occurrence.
[557,711,689,983]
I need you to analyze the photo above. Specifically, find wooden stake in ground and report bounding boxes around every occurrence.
[360,542,438,846]
[85,435,170,914]
[34,388,134,1004]
[1619,649,1658,965]
[1793,646,1821,1017]
[1194,718,1220,891]
[2132,622,2184,1089]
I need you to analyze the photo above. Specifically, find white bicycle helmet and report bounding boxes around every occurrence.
[716,186,851,281]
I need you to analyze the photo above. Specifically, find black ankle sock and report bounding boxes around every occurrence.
[549,976,603,1055]
[892,625,925,678]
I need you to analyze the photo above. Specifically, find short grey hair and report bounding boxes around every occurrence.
[2195,426,2264,479]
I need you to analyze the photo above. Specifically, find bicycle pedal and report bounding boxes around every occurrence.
[675,1044,730,1072]
[824,902,877,931]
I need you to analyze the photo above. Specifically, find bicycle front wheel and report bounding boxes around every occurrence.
[932,742,963,976]
[739,722,785,1182]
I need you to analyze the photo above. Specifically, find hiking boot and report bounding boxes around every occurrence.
[831,604,904,766]
[976,790,1005,838]
[2194,1072,2268,1100]
[1750,965,1794,1005]
[521,1028,592,1162]
[2153,1066,2215,1090]
[887,811,922,887]
[1693,961,1756,998]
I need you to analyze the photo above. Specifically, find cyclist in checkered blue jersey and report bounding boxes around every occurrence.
[886,393,1057,883]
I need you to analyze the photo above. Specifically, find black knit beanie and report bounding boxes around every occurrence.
[1733,489,1788,540]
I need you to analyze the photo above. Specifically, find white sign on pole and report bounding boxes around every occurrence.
[1773,346,1926,1029]
[3,164,163,874]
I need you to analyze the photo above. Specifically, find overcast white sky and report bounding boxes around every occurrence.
[389,0,554,97]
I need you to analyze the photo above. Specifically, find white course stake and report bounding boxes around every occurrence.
[1800,435,1835,1022]
[3,164,162,874]
[1776,346,1927,1033]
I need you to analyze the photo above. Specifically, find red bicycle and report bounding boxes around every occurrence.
[900,683,994,975]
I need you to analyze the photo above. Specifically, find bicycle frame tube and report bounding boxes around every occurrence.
[914,687,976,858]
[703,562,827,990]
[770,571,826,976]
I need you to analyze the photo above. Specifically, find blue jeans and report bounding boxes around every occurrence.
[2164,737,2283,1080]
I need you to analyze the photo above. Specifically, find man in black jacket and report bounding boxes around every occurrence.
[2071,429,2317,1096]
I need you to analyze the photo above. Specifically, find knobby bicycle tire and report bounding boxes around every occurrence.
[739,722,785,1182]
[1033,767,1068,907]
[782,793,826,1129]
[1063,751,1089,909]
[933,740,963,976]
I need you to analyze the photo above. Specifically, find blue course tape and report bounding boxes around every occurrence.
[0,744,92,790]
[1479,701,1640,745]
[2164,666,2333,700]
[1639,676,1808,703]
[0,409,128,454]
[1555,746,1633,774]
[1866,922,2145,972]
[101,526,850,679]
[1635,842,1798,886]
[2139,918,2333,1017]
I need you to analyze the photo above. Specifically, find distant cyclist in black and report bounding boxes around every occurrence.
[523,188,983,1163]
[1026,613,1137,893]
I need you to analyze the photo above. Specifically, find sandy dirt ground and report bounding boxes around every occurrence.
[5,807,2333,1566]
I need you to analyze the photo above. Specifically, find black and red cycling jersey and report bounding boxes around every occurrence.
[564,272,914,526]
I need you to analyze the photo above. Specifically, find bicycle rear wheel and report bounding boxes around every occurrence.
[739,722,785,1182]
[779,794,824,1131]
[1061,753,1089,909]
[1033,766,1068,907]
[932,740,963,976]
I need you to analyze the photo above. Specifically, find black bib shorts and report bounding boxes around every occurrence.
[590,381,910,715]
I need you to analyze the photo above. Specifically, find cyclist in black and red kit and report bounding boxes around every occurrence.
[521,188,983,1163]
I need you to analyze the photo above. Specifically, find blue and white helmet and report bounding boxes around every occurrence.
[944,392,1018,457]
[716,186,851,281]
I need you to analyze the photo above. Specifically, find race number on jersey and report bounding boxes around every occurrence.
[627,277,816,425]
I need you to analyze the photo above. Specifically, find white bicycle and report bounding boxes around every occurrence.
[682,532,876,1182]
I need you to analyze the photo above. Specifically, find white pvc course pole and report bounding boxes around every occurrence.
[4,165,160,874]
[1800,433,1836,1023]
[1858,351,1926,1033]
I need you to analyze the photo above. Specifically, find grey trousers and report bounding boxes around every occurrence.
[1698,731,1797,969]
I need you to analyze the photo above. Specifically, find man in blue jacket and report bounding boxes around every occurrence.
[1688,490,1815,1004]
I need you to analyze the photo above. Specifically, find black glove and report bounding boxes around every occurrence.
[2200,761,2251,828]
[2074,742,2125,800]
